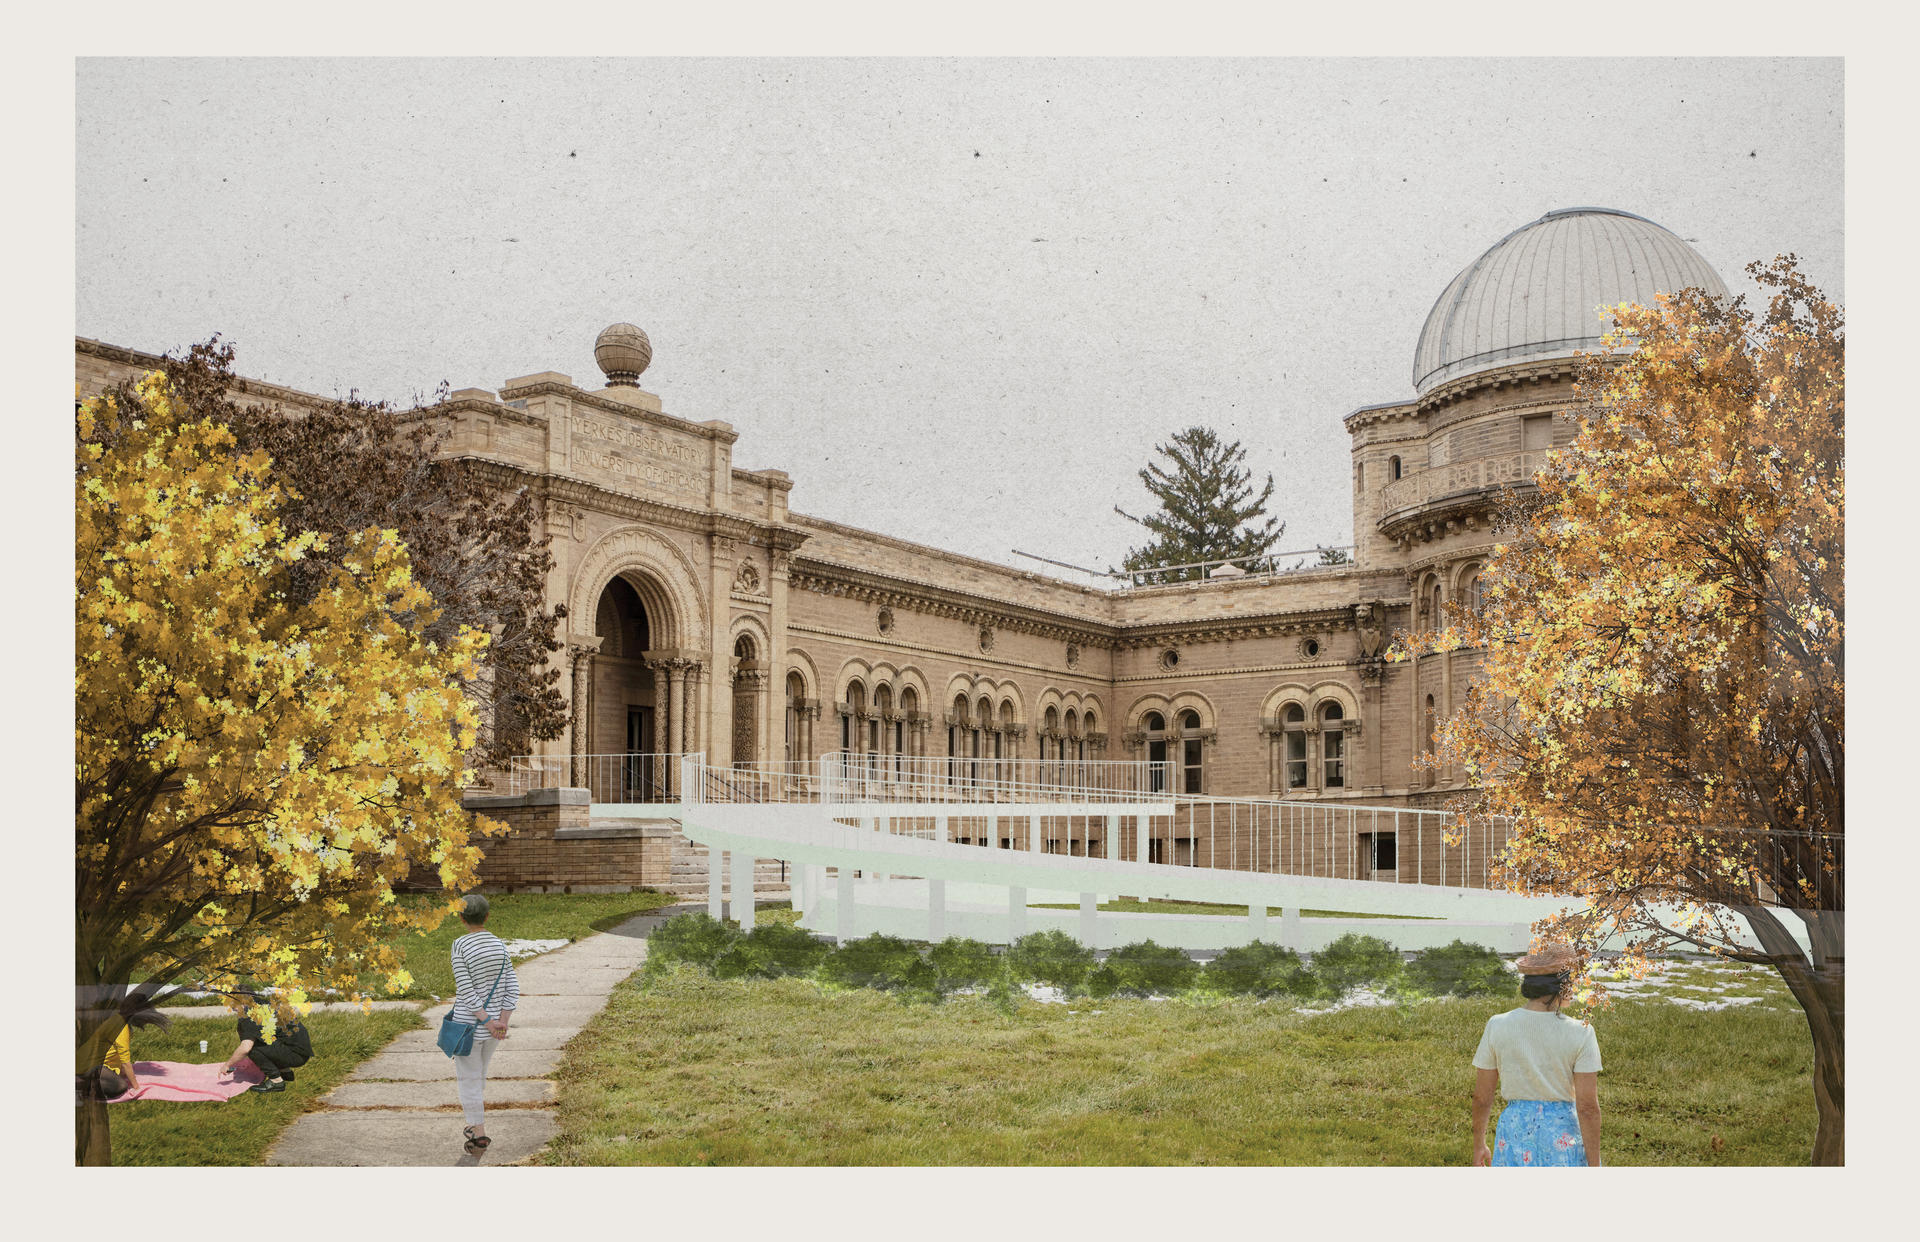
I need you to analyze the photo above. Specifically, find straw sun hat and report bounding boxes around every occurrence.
[1514,941,1579,976]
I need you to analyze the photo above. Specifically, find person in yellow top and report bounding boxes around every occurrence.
[101,1025,142,1094]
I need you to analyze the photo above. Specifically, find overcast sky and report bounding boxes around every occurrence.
[76,58,1843,579]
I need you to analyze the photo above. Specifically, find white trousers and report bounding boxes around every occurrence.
[452,1037,499,1126]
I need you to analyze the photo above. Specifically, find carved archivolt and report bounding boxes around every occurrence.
[569,525,709,649]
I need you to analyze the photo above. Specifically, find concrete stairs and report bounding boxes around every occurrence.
[656,825,793,902]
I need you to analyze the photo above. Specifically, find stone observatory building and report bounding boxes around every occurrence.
[74,207,1731,895]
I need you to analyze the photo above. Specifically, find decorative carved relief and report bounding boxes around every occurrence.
[978,626,995,654]
[733,559,762,595]
[1065,642,1081,669]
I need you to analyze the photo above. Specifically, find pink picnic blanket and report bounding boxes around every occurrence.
[109,1060,264,1104]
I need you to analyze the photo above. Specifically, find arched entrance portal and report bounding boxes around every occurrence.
[591,575,661,800]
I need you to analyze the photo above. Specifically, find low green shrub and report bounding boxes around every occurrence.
[1006,929,1096,993]
[1200,941,1315,998]
[642,913,740,978]
[1308,933,1404,999]
[1088,940,1200,998]
[928,937,1001,995]
[1403,939,1513,998]
[711,921,834,981]
[818,933,935,995]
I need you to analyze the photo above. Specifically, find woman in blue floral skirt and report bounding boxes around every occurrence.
[1470,942,1602,1167]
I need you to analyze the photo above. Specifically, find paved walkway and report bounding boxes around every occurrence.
[264,906,693,1166]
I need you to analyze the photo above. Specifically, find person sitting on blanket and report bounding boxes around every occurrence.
[75,986,172,1101]
[217,992,313,1094]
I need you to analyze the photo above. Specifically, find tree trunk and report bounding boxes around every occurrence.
[1740,905,1843,1165]
[77,1096,111,1167]
[1778,954,1844,1166]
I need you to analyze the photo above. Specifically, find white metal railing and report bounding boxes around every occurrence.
[820,753,1177,806]
[499,753,676,804]
[1164,797,1523,892]
[678,752,1529,892]
[1120,545,1357,588]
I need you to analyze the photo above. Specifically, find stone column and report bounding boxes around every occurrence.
[645,658,673,797]
[665,661,685,775]
[1362,665,1384,796]
[568,642,598,788]
[681,662,702,760]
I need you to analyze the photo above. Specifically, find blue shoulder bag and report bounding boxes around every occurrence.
[437,954,508,1058]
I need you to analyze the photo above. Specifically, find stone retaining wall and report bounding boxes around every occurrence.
[464,788,675,893]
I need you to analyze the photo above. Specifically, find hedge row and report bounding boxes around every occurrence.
[643,916,1516,1004]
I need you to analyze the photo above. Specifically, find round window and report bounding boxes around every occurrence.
[1160,649,1180,670]
[1305,638,1321,658]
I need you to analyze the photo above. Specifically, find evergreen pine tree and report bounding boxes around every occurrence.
[1115,426,1283,581]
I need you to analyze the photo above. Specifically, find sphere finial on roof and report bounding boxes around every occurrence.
[594,323,652,387]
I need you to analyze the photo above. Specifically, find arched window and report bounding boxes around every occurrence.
[1389,455,1403,481]
[1466,569,1487,617]
[843,680,866,754]
[976,695,993,773]
[1083,710,1099,760]
[784,671,806,763]
[896,688,916,774]
[949,693,968,781]
[1043,705,1060,762]
[1429,581,1444,632]
[999,700,1015,762]
[1178,709,1203,795]
[1284,703,1308,789]
[871,684,891,764]
[1143,711,1168,792]
[1320,701,1346,789]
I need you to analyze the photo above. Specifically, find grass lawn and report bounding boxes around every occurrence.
[1029,897,1430,920]
[544,965,1816,1165]
[105,1008,426,1166]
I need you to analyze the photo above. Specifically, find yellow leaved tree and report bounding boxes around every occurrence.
[1391,258,1844,1164]
[75,372,505,1165]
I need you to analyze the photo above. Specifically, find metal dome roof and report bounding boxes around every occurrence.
[1411,208,1729,395]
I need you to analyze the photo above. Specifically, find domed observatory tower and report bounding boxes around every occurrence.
[1343,208,1727,795]
[1350,207,1727,576]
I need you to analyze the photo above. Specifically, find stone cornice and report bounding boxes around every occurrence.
[78,337,347,413]
[1111,605,1359,651]
[435,396,548,430]
[452,457,808,550]
[1340,400,1421,433]
[1414,356,1589,417]
[495,379,740,445]
[791,559,1115,648]
[731,466,795,493]
[794,557,1405,656]
[1379,492,1512,547]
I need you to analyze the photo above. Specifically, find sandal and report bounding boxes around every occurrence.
[463,1125,491,1153]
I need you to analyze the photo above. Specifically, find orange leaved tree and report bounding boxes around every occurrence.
[76,372,505,1165]
[1392,258,1843,1164]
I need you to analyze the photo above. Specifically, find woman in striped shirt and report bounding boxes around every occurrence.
[450,893,520,1156]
